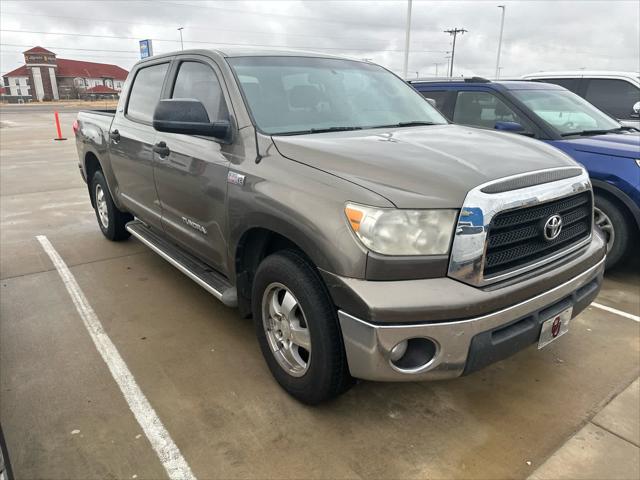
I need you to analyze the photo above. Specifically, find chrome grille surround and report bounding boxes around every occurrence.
[448,167,593,287]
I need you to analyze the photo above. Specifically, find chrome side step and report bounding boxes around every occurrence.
[126,220,237,307]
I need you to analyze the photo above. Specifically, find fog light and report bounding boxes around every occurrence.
[390,340,408,361]
[389,338,438,372]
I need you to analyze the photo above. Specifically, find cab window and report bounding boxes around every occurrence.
[127,63,169,123]
[171,61,229,122]
[584,79,640,120]
[452,91,528,130]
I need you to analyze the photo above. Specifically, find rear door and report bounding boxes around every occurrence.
[153,56,234,272]
[109,59,171,229]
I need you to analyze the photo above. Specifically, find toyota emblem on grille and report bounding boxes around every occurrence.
[543,214,563,241]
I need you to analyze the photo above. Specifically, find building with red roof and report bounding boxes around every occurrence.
[2,47,128,102]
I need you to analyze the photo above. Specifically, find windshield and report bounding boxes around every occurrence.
[228,56,448,135]
[512,88,621,136]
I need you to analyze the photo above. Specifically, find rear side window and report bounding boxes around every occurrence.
[419,90,449,112]
[127,63,169,123]
[453,91,528,130]
[535,78,579,93]
[171,61,229,121]
[584,79,640,120]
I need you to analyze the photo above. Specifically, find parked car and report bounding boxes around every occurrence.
[410,78,639,269]
[521,71,640,129]
[75,50,605,404]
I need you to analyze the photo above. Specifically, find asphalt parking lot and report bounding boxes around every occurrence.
[1,106,639,479]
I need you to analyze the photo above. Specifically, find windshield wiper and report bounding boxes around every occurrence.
[310,126,363,133]
[561,129,615,137]
[371,121,440,129]
[276,126,364,136]
[611,125,639,133]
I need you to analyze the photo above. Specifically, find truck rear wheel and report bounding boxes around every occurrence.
[91,171,132,241]
[252,250,353,404]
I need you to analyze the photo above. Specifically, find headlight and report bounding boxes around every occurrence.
[344,203,458,255]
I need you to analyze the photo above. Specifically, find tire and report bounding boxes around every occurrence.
[252,250,353,404]
[90,170,133,241]
[594,194,631,270]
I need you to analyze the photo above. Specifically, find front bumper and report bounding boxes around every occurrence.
[338,254,605,382]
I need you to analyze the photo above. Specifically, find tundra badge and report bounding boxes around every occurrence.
[181,216,207,235]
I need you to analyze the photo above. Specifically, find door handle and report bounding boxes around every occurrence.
[153,141,170,157]
[110,129,121,142]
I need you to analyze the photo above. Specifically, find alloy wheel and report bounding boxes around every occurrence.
[95,184,109,229]
[594,206,615,253]
[261,283,311,377]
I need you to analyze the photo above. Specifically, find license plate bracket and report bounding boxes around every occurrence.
[538,306,573,349]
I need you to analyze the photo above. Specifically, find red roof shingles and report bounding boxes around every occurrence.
[3,65,28,77]
[3,57,128,80]
[56,58,128,80]
[85,85,119,94]
[23,46,56,55]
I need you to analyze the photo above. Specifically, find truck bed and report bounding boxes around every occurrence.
[79,109,116,116]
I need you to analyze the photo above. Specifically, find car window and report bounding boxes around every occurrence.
[512,88,620,135]
[228,56,447,135]
[172,61,229,122]
[127,63,169,123]
[535,78,579,93]
[418,90,449,111]
[584,79,640,120]
[452,91,528,130]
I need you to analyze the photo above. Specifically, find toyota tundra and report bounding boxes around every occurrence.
[74,49,606,404]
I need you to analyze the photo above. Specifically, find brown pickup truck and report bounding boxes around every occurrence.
[75,49,606,404]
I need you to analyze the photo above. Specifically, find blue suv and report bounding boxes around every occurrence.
[410,79,640,269]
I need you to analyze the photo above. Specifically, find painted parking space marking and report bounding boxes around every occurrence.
[591,302,640,323]
[36,235,197,480]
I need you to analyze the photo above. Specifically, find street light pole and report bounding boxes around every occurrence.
[444,28,467,77]
[495,5,506,79]
[402,0,413,79]
[177,27,184,50]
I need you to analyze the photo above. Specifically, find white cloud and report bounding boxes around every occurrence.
[1,0,638,78]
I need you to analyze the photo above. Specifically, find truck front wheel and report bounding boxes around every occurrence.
[91,171,132,241]
[252,250,353,404]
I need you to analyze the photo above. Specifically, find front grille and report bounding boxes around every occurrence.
[484,192,592,277]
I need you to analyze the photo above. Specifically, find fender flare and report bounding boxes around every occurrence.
[591,179,640,230]
[83,148,126,211]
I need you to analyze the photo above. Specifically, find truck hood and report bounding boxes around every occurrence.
[554,132,640,159]
[272,124,577,208]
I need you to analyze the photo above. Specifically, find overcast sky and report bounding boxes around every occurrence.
[1,0,638,78]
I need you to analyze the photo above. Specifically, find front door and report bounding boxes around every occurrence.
[109,60,170,230]
[452,89,533,132]
[153,58,232,272]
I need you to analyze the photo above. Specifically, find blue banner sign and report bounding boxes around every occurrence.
[139,39,153,59]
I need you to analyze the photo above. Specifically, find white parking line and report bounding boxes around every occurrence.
[36,235,197,480]
[591,302,640,322]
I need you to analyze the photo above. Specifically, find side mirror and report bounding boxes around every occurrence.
[153,99,231,141]
[495,121,525,132]
[632,101,640,116]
